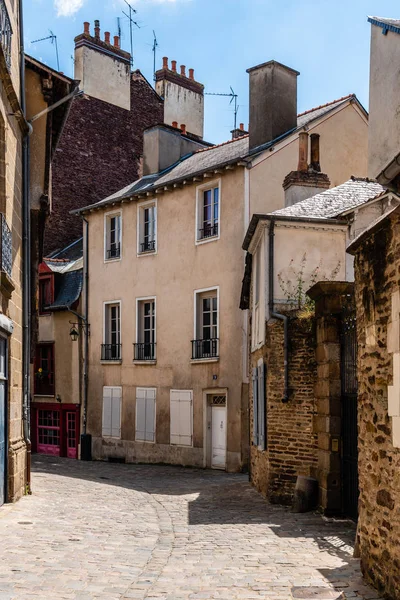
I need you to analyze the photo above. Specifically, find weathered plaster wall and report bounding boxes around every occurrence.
[250,317,318,505]
[354,212,400,598]
[156,79,204,138]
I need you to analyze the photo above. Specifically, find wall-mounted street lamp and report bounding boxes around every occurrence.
[69,323,79,342]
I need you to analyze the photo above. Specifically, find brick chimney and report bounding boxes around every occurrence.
[155,57,204,139]
[283,132,330,207]
[231,122,248,140]
[74,20,131,110]
[247,60,299,151]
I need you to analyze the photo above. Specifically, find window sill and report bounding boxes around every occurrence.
[104,257,121,264]
[137,250,157,257]
[191,357,219,364]
[133,360,157,366]
[195,235,219,246]
[33,394,56,398]
[100,360,122,365]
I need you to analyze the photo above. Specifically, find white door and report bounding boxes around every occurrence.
[211,405,226,469]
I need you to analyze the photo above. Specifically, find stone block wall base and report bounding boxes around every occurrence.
[7,437,27,502]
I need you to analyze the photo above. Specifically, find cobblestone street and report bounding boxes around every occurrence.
[0,457,381,600]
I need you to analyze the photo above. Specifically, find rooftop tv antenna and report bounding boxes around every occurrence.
[117,17,122,39]
[122,0,140,67]
[205,87,239,131]
[31,30,60,71]
[152,31,158,81]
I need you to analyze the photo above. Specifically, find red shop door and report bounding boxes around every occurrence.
[37,409,61,456]
[66,411,78,459]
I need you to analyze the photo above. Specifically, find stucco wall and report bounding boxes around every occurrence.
[368,24,400,178]
[86,168,247,472]
[157,79,204,138]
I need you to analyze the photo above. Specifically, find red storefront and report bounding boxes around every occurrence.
[31,404,80,459]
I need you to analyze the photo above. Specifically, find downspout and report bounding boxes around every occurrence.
[20,0,33,492]
[268,220,289,402]
[82,217,89,436]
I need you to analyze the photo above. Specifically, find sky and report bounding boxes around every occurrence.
[23,0,399,144]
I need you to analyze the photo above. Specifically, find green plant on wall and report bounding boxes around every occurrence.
[277,253,341,313]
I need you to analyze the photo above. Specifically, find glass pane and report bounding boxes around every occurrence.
[203,298,210,311]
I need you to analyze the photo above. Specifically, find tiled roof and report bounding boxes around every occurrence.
[270,178,386,220]
[75,94,361,213]
[368,16,400,34]
[47,269,83,310]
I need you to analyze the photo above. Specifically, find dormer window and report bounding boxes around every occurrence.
[138,200,157,255]
[105,211,121,261]
[196,181,220,243]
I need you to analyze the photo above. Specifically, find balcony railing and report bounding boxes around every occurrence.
[101,344,122,361]
[198,223,218,240]
[1,213,12,277]
[133,342,156,361]
[191,338,219,360]
[0,0,12,71]
[140,239,156,253]
[106,244,120,260]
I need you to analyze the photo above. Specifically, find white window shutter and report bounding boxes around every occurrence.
[170,390,192,446]
[258,363,265,450]
[102,387,112,437]
[136,388,156,442]
[111,387,121,438]
[252,368,259,446]
[145,392,156,442]
[136,388,146,441]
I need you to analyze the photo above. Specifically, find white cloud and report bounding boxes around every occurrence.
[54,0,86,17]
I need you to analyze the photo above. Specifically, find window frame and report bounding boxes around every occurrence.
[135,296,156,361]
[38,273,54,315]
[102,300,122,361]
[192,286,219,361]
[104,210,122,263]
[195,179,221,245]
[137,199,157,256]
[34,342,55,396]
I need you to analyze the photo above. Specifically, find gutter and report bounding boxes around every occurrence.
[268,220,289,403]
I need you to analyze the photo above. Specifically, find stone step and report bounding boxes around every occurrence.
[291,587,345,600]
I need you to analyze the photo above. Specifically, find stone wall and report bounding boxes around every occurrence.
[250,315,318,505]
[353,212,400,599]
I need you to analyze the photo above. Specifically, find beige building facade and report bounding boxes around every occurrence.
[76,60,368,472]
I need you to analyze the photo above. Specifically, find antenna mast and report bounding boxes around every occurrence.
[205,88,239,131]
[122,0,140,68]
[31,30,60,71]
[152,31,158,81]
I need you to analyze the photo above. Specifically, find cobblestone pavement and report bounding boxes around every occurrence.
[0,456,382,600]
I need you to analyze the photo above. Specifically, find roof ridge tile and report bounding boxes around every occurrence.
[297,94,354,118]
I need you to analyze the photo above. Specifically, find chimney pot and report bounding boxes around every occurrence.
[104,31,110,44]
[162,56,168,69]
[171,60,177,72]
[240,123,244,131]
[172,121,178,128]
[310,133,321,172]
[114,35,120,48]
[189,68,194,80]
[83,22,90,35]
[180,65,186,77]
[297,131,309,172]
[94,20,100,39]
[180,124,186,135]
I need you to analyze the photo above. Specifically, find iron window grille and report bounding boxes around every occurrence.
[0,0,12,71]
[101,344,122,361]
[198,223,218,240]
[106,244,120,260]
[191,338,219,360]
[140,239,156,253]
[1,213,12,277]
[133,342,156,361]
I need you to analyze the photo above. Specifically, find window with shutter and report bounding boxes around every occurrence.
[102,386,122,438]
[252,368,259,445]
[135,387,156,442]
[170,390,193,446]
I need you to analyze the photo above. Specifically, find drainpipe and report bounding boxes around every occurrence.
[268,220,289,402]
[20,0,33,493]
[82,217,89,436]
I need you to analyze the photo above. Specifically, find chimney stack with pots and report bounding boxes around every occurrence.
[155,57,205,139]
[247,60,299,151]
[231,122,249,140]
[74,20,131,110]
[283,131,330,207]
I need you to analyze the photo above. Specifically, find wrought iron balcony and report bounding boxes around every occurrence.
[133,342,156,361]
[0,0,12,71]
[101,344,122,361]
[0,213,12,277]
[106,244,120,260]
[198,223,218,240]
[140,239,156,253]
[191,338,219,360]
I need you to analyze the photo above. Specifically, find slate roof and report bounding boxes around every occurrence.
[368,16,400,34]
[74,94,363,214]
[47,237,83,261]
[270,178,386,220]
[47,269,83,311]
